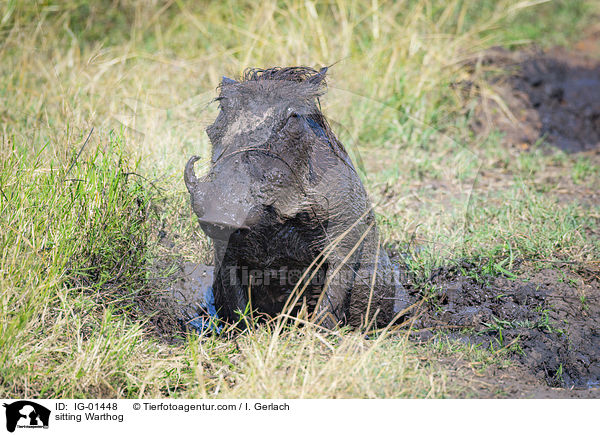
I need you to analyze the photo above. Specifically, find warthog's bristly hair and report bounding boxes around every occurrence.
[242,66,326,85]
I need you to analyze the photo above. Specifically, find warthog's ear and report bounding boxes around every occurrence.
[308,67,328,85]
[221,76,238,86]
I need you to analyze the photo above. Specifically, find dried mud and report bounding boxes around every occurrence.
[405,263,600,394]
[470,46,600,153]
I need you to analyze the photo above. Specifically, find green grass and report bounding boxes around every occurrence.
[1,0,599,398]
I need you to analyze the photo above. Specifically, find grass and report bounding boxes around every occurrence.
[1,0,600,398]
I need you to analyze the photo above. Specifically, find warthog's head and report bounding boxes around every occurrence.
[185,66,349,242]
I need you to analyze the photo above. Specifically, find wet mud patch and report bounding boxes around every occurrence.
[470,47,600,153]
[142,259,218,339]
[152,257,600,395]
[407,264,600,390]
[164,262,217,332]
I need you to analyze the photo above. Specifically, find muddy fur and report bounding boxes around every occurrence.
[185,66,407,327]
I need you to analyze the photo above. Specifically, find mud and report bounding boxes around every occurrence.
[406,263,600,391]
[166,263,217,332]
[470,47,600,153]
[435,43,600,394]
[163,258,600,393]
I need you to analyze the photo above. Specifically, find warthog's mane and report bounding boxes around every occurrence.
[242,66,326,85]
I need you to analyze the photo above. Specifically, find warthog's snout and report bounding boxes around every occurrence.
[197,217,249,241]
[185,156,256,241]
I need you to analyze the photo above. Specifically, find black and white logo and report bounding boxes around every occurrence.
[3,401,50,433]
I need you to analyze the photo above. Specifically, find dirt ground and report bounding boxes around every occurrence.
[437,36,600,397]
[163,259,600,398]
[470,43,600,153]
[404,263,600,397]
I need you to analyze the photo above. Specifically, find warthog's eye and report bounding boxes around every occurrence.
[286,107,300,119]
[280,107,305,136]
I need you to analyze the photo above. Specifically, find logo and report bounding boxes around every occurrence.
[2,401,50,433]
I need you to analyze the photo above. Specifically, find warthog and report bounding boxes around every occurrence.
[185,66,407,328]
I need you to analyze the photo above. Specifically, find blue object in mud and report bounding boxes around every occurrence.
[187,283,221,334]
[168,263,221,334]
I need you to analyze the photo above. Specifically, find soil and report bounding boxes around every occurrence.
[470,45,600,153]
[165,262,217,332]
[162,258,600,397]
[400,39,600,397]
[402,262,600,397]
[468,44,600,153]
[143,259,217,338]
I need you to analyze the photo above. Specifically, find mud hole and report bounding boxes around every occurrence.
[435,43,600,395]
[404,263,600,393]
[470,46,600,153]
[142,259,218,340]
